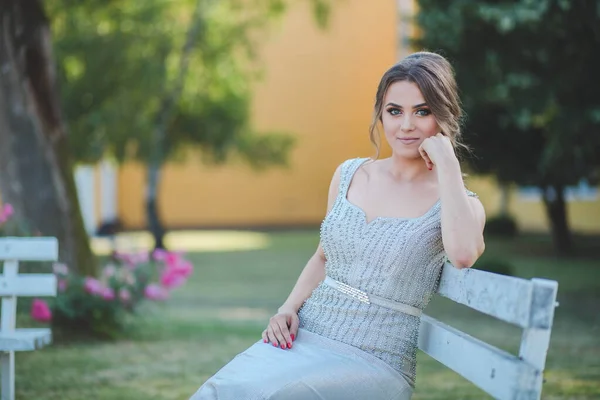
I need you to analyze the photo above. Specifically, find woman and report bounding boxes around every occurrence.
[190,51,486,400]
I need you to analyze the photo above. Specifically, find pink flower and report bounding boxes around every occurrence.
[152,249,185,267]
[101,287,115,301]
[31,299,52,323]
[119,288,131,303]
[144,284,169,301]
[52,263,69,275]
[83,277,105,296]
[58,279,68,292]
[159,259,193,289]
[0,204,14,224]
[160,269,187,289]
[114,251,149,268]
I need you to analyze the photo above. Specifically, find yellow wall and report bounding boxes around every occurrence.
[114,0,600,234]
[118,0,398,229]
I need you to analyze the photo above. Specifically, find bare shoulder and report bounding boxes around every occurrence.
[353,157,381,181]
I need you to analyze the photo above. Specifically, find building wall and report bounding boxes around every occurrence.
[108,0,599,234]
[116,0,398,229]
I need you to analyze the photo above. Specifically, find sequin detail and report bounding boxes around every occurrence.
[298,157,478,388]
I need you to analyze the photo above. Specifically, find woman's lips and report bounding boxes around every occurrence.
[397,137,420,145]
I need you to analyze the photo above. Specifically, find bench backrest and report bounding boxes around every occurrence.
[418,263,559,400]
[0,238,59,333]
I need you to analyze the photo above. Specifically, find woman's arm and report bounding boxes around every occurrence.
[437,158,486,268]
[420,133,486,269]
[262,162,342,348]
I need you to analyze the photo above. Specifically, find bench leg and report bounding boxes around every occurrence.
[1,351,14,400]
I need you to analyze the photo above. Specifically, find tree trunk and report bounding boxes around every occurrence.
[498,182,510,217]
[146,165,165,250]
[541,184,573,256]
[0,0,97,275]
[145,0,204,250]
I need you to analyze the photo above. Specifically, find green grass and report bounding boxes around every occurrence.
[14,231,600,399]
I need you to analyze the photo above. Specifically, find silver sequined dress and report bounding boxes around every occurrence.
[191,157,477,400]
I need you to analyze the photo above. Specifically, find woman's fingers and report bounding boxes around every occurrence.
[267,316,288,349]
[419,145,433,170]
[263,312,298,350]
[288,314,299,342]
[262,329,268,343]
[275,318,293,349]
[267,325,280,347]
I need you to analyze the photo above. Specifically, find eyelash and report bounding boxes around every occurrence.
[386,108,431,117]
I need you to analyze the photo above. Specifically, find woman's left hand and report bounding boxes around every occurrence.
[419,132,458,170]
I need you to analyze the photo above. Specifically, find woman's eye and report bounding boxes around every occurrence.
[387,108,401,116]
[416,109,431,116]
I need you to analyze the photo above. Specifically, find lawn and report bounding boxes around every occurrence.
[14,230,600,400]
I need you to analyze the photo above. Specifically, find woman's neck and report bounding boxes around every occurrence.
[383,155,435,183]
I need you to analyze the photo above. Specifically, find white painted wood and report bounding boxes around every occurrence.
[0,238,58,262]
[75,165,96,235]
[1,351,14,400]
[418,315,539,400]
[437,263,536,328]
[100,159,118,222]
[517,279,559,399]
[0,329,52,352]
[1,261,18,400]
[1,261,18,334]
[0,274,57,297]
[0,238,59,400]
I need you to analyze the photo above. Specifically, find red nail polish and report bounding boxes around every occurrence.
[291,334,295,341]
[281,344,285,349]
[287,343,292,349]
[272,343,277,347]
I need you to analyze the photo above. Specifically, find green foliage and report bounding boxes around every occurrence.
[474,258,515,276]
[414,0,600,188]
[46,0,333,168]
[485,215,519,238]
[414,1,600,253]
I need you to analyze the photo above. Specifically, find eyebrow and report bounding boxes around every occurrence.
[385,102,428,109]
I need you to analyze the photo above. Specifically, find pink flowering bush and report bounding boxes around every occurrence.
[49,248,194,338]
[0,203,194,339]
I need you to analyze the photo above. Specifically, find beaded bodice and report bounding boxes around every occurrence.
[298,157,476,386]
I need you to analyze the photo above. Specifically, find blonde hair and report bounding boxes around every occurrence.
[369,51,468,159]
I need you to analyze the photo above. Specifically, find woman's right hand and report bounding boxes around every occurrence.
[262,308,299,350]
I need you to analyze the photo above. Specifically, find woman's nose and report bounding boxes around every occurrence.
[401,115,414,131]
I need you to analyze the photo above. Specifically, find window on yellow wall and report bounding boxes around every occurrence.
[518,180,599,202]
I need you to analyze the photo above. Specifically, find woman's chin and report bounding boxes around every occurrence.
[390,146,421,160]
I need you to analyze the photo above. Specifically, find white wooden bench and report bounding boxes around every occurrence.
[0,237,58,400]
[418,263,559,400]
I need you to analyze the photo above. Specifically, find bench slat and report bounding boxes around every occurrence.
[0,238,58,261]
[0,329,52,351]
[0,274,57,297]
[418,315,539,400]
[437,263,536,328]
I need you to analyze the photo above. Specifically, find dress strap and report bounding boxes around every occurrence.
[465,189,478,198]
[338,158,369,198]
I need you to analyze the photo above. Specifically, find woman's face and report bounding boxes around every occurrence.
[381,80,440,159]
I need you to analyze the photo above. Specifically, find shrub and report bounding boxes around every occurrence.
[48,249,193,339]
[0,203,193,339]
[485,215,519,237]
